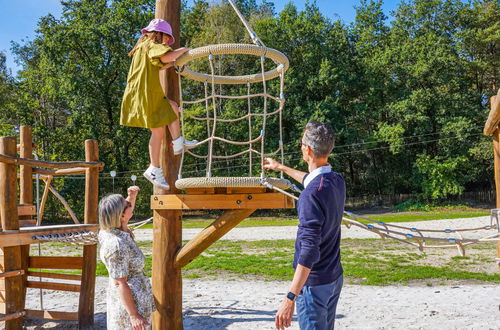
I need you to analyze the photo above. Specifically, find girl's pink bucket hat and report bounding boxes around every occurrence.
[141,19,175,45]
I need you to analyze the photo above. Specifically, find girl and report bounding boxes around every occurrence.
[98,186,152,330]
[121,18,196,190]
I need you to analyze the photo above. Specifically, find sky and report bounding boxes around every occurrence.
[0,0,399,74]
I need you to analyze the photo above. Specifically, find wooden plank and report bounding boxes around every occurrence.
[175,209,255,268]
[151,193,294,210]
[17,204,36,216]
[19,219,36,227]
[27,271,81,281]
[0,270,24,279]
[29,256,83,270]
[79,139,99,329]
[0,224,98,248]
[183,188,215,194]
[26,280,80,292]
[0,136,24,329]
[226,187,267,194]
[25,309,79,321]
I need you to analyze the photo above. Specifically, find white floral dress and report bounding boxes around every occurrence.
[99,229,155,329]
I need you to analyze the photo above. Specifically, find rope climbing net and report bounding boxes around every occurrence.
[173,1,291,189]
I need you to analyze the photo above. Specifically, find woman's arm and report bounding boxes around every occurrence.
[113,277,149,330]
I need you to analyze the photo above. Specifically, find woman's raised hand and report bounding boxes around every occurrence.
[127,186,140,199]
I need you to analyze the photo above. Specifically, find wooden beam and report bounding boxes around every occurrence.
[25,309,78,321]
[0,153,103,169]
[175,209,255,268]
[17,204,36,217]
[0,224,98,248]
[79,139,99,329]
[0,270,24,279]
[0,136,24,329]
[152,1,183,329]
[27,281,80,292]
[29,256,83,270]
[493,129,500,273]
[484,89,500,136]
[27,271,81,281]
[38,175,53,225]
[32,167,87,176]
[0,311,25,322]
[151,193,295,210]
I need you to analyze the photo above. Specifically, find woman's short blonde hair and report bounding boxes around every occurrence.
[98,194,126,230]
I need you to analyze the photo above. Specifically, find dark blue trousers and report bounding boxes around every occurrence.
[296,275,343,330]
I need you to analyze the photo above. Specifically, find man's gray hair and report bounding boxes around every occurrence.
[303,121,335,158]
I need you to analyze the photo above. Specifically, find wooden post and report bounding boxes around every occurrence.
[493,129,500,272]
[19,126,33,315]
[0,137,23,329]
[78,140,99,329]
[152,1,183,329]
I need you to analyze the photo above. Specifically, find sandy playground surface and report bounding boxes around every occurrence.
[15,216,500,329]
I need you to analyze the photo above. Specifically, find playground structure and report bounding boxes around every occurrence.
[0,126,102,329]
[149,0,296,328]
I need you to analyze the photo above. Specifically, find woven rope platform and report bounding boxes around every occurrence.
[175,43,289,85]
[176,177,293,190]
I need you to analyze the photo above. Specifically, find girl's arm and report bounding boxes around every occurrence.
[159,47,190,64]
[113,277,149,330]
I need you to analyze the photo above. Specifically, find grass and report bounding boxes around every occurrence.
[88,239,499,285]
[133,208,490,229]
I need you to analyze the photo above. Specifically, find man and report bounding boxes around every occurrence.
[264,121,345,330]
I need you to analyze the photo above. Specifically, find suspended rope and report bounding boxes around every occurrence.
[174,0,290,189]
[262,179,500,257]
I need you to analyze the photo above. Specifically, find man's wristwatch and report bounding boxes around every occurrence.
[286,292,297,302]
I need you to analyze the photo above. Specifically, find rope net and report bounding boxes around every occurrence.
[174,43,290,188]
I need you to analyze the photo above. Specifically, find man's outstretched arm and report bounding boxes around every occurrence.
[263,158,307,184]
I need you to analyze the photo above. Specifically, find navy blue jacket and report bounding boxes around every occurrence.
[293,171,345,286]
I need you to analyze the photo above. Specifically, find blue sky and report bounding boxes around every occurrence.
[1,0,399,74]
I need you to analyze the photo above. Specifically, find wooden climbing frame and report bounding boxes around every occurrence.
[0,126,103,329]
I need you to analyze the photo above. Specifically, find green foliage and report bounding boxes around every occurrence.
[0,0,498,221]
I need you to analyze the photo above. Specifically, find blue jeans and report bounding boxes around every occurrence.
[296,275,343,330]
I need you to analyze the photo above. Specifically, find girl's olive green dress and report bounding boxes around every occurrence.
[120,37,177,128]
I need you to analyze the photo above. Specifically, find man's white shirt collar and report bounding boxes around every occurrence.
[303,165,332,189]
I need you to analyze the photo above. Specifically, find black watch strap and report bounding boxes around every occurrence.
[286,292,297,301]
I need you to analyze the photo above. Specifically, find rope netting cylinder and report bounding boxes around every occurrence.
[174,43,291,190]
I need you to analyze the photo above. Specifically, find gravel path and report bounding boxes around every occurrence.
[20,216,500,329]
[134,216,496,241]
[24,277,500,329]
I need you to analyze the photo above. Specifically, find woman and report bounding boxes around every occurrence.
[98,186,153,330]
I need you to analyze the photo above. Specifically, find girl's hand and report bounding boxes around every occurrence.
[130,313,149,330]
[127,186,140,198]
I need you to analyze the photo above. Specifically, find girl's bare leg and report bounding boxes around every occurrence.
[149,126,166,167]
[167,100,181,140]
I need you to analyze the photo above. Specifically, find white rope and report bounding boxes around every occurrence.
[247,82,253,176]
[262,179,500,256]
